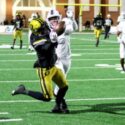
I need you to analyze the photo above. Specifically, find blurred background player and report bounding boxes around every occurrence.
[12,17,69,113]
[47,8,78,97]
[104,14,113,39]
[11,13,23,49]
[117,12,125,72]
[28,13,38,51]
[93,13,105,47]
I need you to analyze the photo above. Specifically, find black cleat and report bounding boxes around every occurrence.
[11,46,14,49]
[12,84,26,96]
[51,104,63,113]
[61,99,70,114]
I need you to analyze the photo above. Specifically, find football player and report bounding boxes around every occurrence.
[28,13,38,51]
[117,12,125,71]
[12,17,69,113]
[93,13,105,47]
[104,14,113,39]
[47,8,78,95]
[11,13,23,49]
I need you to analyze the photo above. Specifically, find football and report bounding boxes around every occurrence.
[55,21,65,36]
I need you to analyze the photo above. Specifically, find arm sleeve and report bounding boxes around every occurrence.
[72,19,78,31]
[62,18,74,35]
[117,23,122,32]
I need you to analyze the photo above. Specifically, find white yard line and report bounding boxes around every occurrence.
[0,112,9,115]
[0,58,119,62]
[0,118,23,122]
[0,52,119,56]
[0,68,34,71]
[71,37,118,44]
[0,66,118,71]
[79,53,118,55]
[0,77,125,83]
[0,97,125,104]
[71,48,118,50]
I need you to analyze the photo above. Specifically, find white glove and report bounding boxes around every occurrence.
[49,31,58,43]
[66,10,74,19]
[117,37,121,43]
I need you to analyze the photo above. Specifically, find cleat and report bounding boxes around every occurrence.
[51,104,62,113]
[62,108,70,114]
[11,46,14,49]
[61,99,70,114]
[12,84,26,96]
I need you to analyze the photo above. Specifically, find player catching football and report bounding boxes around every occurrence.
[47,8,78,97]
[12,17,69,114]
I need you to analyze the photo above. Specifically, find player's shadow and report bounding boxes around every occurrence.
[0,117,10,119]
[70,102,125,115]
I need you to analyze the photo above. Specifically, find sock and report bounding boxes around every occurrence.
[56,86,68,106]
[20,40,23,49]
[120,58,125,71]
[27,90,51,102]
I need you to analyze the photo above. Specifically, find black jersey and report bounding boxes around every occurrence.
[93,17,105,29]
[14,18,23,30]
[30,33,57,69]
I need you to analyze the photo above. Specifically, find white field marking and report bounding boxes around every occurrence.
[76,53,118,55]
[73,58,119,61]
[0,52,118,56]
[0,68,34,71]
[71,53,82,56]
[0,66,116,71]
[0,67,115,71]
[0,118,23,123]
[71,44,118,47]
[1,77,125,84]
[0,44,26,49]
[0,60,34,62]
[0,58,119,62]
[26,52,36,55]
[71,37,118,44]
[0,80,38,83]
[0,112,9,115]
[0,65,120,71]
[0,54,33,56]
[72,32,94,34]
[95,64,121,68]
[0,48,118,51]
[71,48,118,51]
[1,97,125,104]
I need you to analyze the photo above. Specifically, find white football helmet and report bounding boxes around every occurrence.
[66,10,73,18]
[31,13,37,19]
[47,9,61,20]
[47,9,61,29]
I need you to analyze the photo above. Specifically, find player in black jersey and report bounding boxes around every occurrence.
[12,18,69,114]
[11,13,23,49]
[93,13,105,47]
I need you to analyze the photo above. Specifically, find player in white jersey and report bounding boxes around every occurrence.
[104,14,113,39]
[117,12,125,71]
[28,13,38,51]
[47,8,78,95]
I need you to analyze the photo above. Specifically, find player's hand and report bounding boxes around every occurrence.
[49,31,58,43]
[66,10,74,19]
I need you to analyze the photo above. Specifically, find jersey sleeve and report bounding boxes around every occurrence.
[62,18,73,35]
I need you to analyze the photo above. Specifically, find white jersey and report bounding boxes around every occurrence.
[56,17,78,59]
[117,21,125,43]
[105,18,112,26]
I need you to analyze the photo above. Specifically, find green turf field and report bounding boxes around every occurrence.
[0,32,125,125]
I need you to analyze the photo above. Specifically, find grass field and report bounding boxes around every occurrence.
[0,32,125,125]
